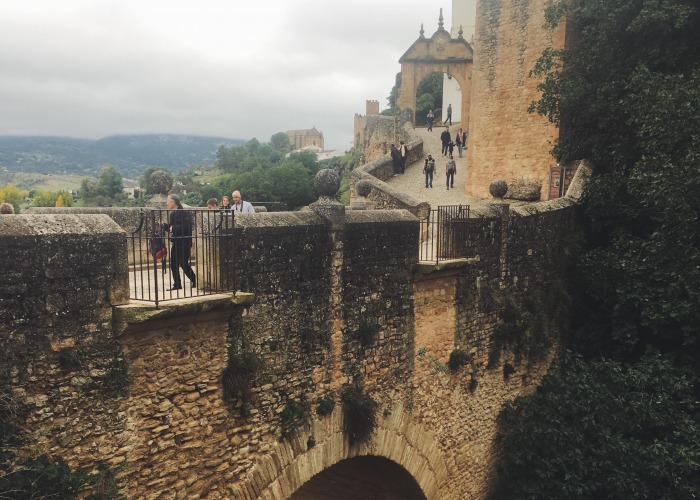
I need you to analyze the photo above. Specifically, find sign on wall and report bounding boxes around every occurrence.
[548,165,564,200]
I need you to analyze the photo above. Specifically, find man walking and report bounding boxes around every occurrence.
[423,155,435,188]
[444,103,452,125]
[440,127,451,156]
[426,109,435,131]
[446,155,456,190]
[232,190,255,213]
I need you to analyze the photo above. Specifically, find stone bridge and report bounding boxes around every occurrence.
[0,164,587,498]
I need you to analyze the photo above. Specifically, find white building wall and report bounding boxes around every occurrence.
[441,0,477,124]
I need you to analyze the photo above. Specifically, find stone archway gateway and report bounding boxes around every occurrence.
[397,9,473,129]
[233,404,448,499]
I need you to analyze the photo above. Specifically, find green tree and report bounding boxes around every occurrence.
[31,190,74,207]
[146,170,174,195]
[79,178,97,202]
[490,355,700,500]
[97,166,123,198]
[414,72,443,125]
[0,184,25,213]
[490,2,700,498]
[530,0,700,360]
[270,132,291,153]
[139,167,170,189]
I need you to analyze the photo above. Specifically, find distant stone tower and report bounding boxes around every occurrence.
[366,100,380,116]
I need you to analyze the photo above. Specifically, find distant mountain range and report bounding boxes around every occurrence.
[0,134,245,178]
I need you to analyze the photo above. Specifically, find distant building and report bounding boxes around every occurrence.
[286,127,324,151]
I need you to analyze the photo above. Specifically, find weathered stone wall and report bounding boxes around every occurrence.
[353,114,411,163]
[0,195,579,498]
[467,0,567,199]
[0,215,129,471]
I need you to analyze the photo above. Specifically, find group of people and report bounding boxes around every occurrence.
[390,141,409,175]
[423,154,457,190]
[426,104,453,132]
[439,126,467,158]
[206,190,255,213]
[163,189,254,292]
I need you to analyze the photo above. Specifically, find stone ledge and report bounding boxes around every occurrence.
[414,257,480,275]
[113,292,254,337]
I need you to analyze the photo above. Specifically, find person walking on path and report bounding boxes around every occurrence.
[426,109,435,131]
[164,194,196,291]
[455,129,464,158]
[423,155,435,188]
[391,144,402,175]
[446,155,456,190]
[399,141,408,174]
[232,190,255,213]
[444,104,452,125]
[447,138,455,158]
[440,127,451,156]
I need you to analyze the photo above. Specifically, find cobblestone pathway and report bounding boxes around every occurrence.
[385,123,486,208]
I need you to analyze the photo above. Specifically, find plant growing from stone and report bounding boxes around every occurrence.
[341,384,378,445]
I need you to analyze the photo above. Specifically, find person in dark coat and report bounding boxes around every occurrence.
[441,127,451,156]
[399,141,408,174]
[164,194,196,291]
[390,144,401,175]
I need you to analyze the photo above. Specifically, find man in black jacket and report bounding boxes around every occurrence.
[164,194,196,291]
[441,127,451,156]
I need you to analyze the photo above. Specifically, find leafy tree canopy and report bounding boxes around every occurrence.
[530,0,700,360]
[31,190,74,207]
[490,355,700,500]
[97,166,124,198]
[0,184,25,213]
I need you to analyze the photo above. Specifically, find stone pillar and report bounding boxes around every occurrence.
[309,170,347,385]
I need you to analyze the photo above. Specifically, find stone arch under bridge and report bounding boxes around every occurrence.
[233,404,448,499]
[397,15,474,129]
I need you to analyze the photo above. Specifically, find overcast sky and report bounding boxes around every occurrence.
[0,1,456,151]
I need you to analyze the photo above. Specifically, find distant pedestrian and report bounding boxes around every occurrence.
[455,129,464,158]
[399,141,408,174]
[426,109,435,131]
[232,190,255,213]
[0,202,14,214]
[448,139,455,157]
[390,144,401,175]
[440,127,451,156]
[423,155,435,188]
[446,156,456,190]
[444,103,452,125]
[461,130,468,152]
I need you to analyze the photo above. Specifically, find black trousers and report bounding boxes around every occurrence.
[442,142,449,155]
[170,239,196,287]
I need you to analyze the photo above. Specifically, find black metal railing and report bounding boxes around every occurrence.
[418,205,471,263]
[127,209,236,306]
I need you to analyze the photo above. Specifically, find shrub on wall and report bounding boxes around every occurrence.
[221,352,262,415]
[341,384,379,445]
[315,392,336,417]
[279,398,311,441]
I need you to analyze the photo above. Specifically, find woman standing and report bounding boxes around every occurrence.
[164,194,196,291]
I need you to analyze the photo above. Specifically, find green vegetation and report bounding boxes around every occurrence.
[315,392,336,417]
[0,454,120,499]
[491,1,700,497]
[0,184,25,213]
[279,397,311,441]
[341,384,379,445]
[415,72,444,126]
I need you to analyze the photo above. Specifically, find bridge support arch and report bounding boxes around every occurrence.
[397,12,474,129]
[233,404,448,499]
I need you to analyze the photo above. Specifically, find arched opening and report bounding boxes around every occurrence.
[290,456,427,500]
[415,72,444,127]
